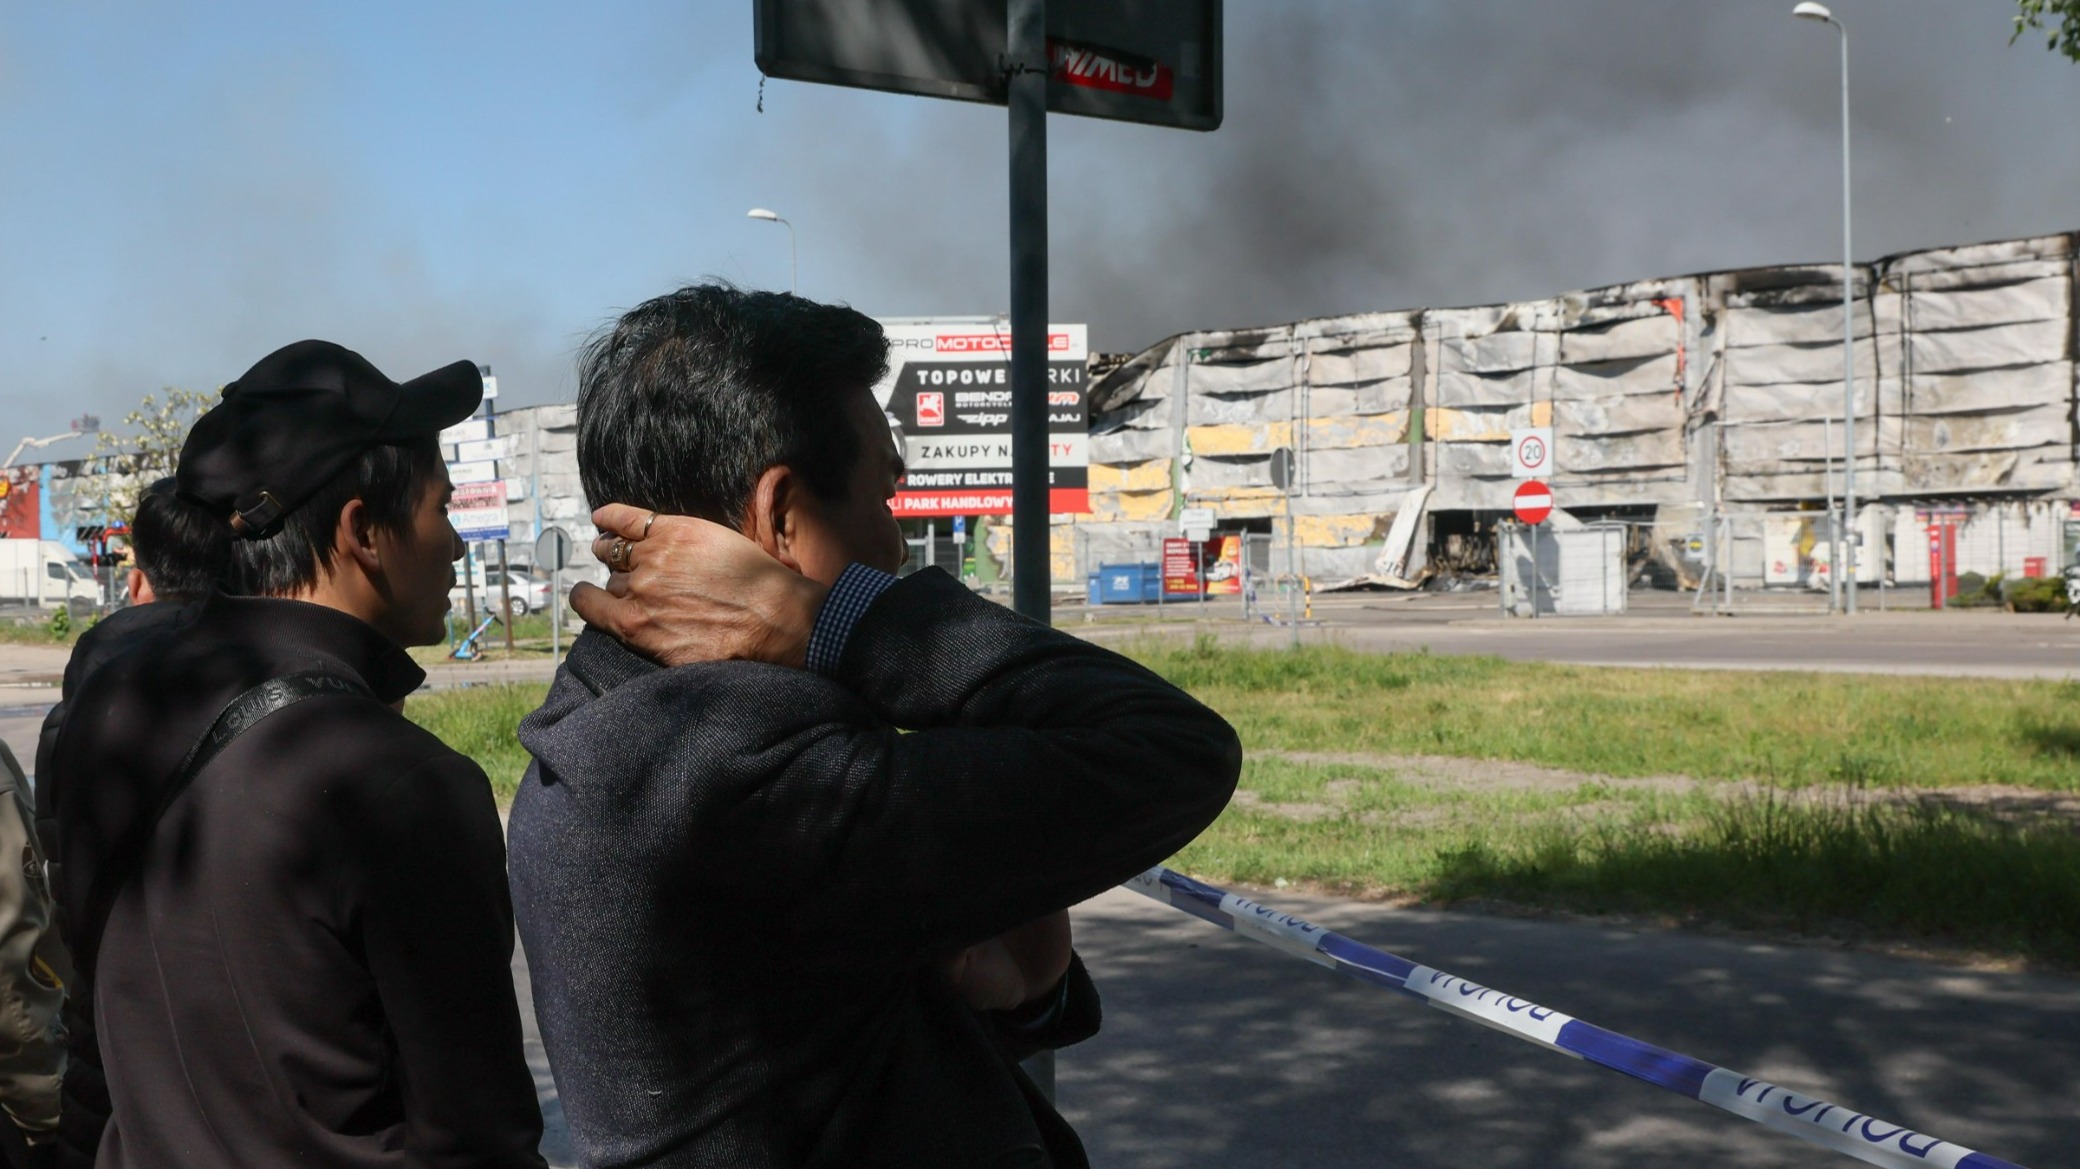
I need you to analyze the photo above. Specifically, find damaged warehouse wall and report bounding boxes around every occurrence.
[1074,230,2080,589]
[30,233,2066,598]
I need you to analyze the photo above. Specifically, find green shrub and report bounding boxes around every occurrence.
[2004,573,2069,613]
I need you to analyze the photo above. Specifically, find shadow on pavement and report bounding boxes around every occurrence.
[1060,887,2078,1169]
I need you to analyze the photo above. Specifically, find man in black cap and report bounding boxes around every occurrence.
[43,341,545,1168]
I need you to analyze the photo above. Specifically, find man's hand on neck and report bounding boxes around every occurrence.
[570,506,829,668]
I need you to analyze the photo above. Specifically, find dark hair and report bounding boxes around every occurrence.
[227,440,445,597]
[575,283,888,525]
[129,478,232,602]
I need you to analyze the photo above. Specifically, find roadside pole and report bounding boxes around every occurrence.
[535,526,573,669]
[1530,513,1547,615]
[1270,447,1297,648]
[463,543,478,632]
[488,369,516,652]
[1285,501,1298,648]
[1008,0,1048,629]
[1006,0,1053,1099]
[498,538,516,650]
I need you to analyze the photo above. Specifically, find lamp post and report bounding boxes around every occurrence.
[1795,1,1856,613]
[746,208,797,295]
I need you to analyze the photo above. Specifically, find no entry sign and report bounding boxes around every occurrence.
[1513,479,1554,525]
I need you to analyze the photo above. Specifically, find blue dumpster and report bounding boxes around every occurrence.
[1095,563,1162,604]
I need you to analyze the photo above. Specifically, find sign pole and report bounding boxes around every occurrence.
[463,542,478,633]
[1500,519,1510,618]
[1529,522,1539,619]
[499,538,516,651]
[1008,0,1049,627]
[1006,0,1055,1102]
[535,526,573,669]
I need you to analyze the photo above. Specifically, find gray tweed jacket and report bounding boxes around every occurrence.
[509,567,1240,1169]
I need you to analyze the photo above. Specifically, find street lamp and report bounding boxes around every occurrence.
[746,208,797,295]
[1795,1,1857,614]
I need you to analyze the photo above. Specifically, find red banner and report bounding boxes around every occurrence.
[890,488,1087,518]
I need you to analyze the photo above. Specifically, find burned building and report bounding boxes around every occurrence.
[1066,231,2080,593]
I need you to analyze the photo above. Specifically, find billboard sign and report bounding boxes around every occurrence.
[876,319,1089,517]
[0,470,39,540]
[1162,538,1201,595]
[450,480,510,542]
[753,0,1221,131]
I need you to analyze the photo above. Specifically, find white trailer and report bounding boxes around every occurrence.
[0,539,99,611]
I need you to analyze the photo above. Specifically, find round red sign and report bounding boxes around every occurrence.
[1513,479,1553,525]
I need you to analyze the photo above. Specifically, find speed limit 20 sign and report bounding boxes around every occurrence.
[1511,427,1552,479]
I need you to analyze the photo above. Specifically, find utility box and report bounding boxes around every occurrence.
[1499,523,1626,617]
[1553,524,1628,616]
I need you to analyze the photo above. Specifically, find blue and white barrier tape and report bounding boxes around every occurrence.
[1124,866,2028,1169]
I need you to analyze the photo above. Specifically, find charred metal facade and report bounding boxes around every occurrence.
[1069,232,2080,588]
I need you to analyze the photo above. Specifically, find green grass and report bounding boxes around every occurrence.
[0,612,81,646]
[1129,637,2080,792]
[1429,793,2080,966]
[1167,754,2080,966]
[403,640,2080,964]
[404,684,546,802]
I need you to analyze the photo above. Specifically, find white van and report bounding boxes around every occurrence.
[0,539,99,612]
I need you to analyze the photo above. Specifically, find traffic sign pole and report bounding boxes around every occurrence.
[1513,480,1555,618]
[1532,522,1540,619]
[535,526,573,667]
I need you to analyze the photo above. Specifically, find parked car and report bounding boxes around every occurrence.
[449,568,551,622]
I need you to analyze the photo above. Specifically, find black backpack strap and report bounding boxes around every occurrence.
[73,670,372,980]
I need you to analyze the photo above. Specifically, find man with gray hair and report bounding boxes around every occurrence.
[511,283,1240,1168]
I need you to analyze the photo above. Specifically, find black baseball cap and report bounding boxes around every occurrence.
[176,340,482,538]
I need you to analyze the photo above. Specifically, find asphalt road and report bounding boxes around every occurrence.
[1050,887,2076,1169]
[1077,589,2080,681]
[517,886,2077,1168]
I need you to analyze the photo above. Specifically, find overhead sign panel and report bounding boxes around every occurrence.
[753,0,1222,131]
[875,319,1089,517]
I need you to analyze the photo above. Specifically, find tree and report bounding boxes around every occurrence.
[83,387,216,523]
[2014,0,2080,61]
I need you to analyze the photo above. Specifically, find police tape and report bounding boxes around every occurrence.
[1123,866,2029,1169]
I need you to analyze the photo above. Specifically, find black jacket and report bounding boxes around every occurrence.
[509,568,1241,1169]
[33,600,195,1169]
[44,595,544,1169]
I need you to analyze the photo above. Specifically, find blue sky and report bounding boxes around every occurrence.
[3,1,2077,446]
